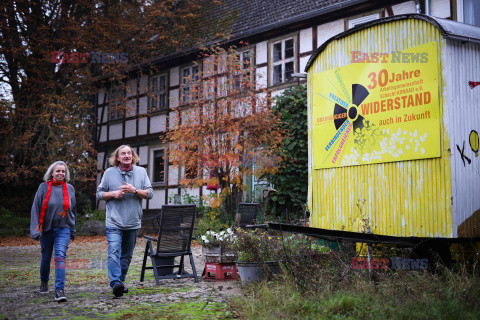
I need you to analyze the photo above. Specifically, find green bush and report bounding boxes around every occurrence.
[0,207,30,237]
[82,208,106,221]
[262,85,308,220]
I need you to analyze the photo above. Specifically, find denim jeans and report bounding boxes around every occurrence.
[105,227,138,288]
[40,227,71,291]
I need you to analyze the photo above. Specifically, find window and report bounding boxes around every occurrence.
[347,13,380,29]
[232,50,253,92]
[109,86,125,120]
[458,0,480,27]
[271,38,295,85]
[181,65,199,103]
[152,149,165,183]
[150,74,167,111]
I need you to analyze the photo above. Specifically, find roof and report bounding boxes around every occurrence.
[137,0,397,73]
[216,0,365,40]
[305,13,480,72]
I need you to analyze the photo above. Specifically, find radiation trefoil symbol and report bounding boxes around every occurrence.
[333,84,369,133]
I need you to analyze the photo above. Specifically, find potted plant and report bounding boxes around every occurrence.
[235,229,281,283]
[199,228,237,263]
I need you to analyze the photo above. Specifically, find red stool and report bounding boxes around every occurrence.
[204,262,238,281]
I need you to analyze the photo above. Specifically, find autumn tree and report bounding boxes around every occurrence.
[0,0,230,214]
[164,46,285,219]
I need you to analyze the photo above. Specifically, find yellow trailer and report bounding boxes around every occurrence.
[305,14,480,240]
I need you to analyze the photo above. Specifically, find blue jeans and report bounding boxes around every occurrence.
[106,227,138,288]
[40,227,71,291]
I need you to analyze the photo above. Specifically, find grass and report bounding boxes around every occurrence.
[229,264,480,320]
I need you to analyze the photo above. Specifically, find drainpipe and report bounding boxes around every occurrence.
[425,0,430,15]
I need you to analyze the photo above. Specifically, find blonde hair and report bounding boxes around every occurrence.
[43,161,71,182]
[108,145,140,167]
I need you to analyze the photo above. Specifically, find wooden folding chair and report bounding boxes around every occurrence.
[140,204,199,285]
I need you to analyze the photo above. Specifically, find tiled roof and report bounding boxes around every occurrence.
[211,0,360,39]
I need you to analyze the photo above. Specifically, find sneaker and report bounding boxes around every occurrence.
[123,286,129,294]
[39,282,49,294]
[54,289,67,302]
[112,284,124,297]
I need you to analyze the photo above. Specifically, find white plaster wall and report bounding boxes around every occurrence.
[149,189,165,209]
[317,20,344,48]
[126,78,137,97]
[182,187,199,199]
[138,118,148,135]
[99,125,107,142]
[170,67,180,87]
[139,96,148,114]
[168,165,179,185]
[256,66,268,90]
[150,114,167,133]
[169,111,177,130]
[139,76,148,94]
[98,88,106,104]
[138,146,148,165]
[300,56,310,73]
[203,56,215,77]
[271,89,285,101]
[391,1,416,15]
[256,41,268,65]
[299,27,313,53]
[97,106,104,124]
[109,123,123,140]
[126,99,136,117]
[97,152,105,170]
[430,0,450,18]
[169,88,179,109]
[125,119,136,138]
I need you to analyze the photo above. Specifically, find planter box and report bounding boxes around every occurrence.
[202,246,237,263]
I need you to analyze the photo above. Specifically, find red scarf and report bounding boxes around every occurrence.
[469,81,480,89]
[36,180,70,232]
[119,164,133,172]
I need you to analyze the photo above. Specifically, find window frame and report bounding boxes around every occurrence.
[149,73,168,112]
[180,64,200,104]
[457,0,480,27]
[269,35,297,87]
[108,86,125,121]
[346,11,381,29]
[150,147,167,185]
[231,48,254,93]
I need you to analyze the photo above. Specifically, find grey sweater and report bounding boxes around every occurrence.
[30,182,77,239]
[96,165,153,230]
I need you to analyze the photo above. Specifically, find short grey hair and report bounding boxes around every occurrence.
[43,161,71,182]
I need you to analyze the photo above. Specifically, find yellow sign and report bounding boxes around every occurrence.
[312,42,440,169]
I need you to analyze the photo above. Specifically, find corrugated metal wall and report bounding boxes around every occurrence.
[446,40,480,237]
[307,19,453,237]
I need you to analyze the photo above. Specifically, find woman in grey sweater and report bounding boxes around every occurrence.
[30,161,76,302]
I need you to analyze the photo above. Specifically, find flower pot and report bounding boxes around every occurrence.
[236,261,279,283]
[202,246,237,263]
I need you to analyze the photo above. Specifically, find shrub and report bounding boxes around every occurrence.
[0,207,30,237]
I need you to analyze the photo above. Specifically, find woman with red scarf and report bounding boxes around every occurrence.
[30,161,76,302]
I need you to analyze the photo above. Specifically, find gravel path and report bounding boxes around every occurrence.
[0,238,242,319]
